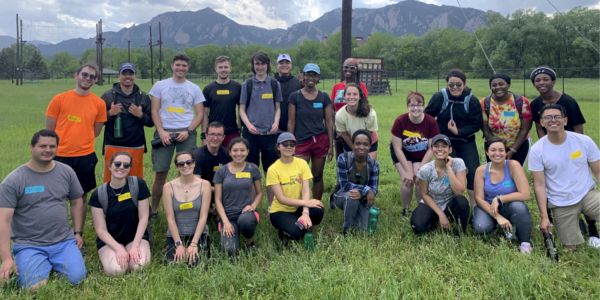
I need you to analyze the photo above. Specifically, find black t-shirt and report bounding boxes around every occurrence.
[192,146,232,185]
[530,93,586,134]
[288,90,332,143]
[203,80,242,136]
[89,177,151,249]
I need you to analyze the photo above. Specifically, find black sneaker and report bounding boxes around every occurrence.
[402,209,411,219]
[245,241,257,253]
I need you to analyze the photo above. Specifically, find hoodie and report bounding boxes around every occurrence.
[274,73,303,131]
[424,87,483,143]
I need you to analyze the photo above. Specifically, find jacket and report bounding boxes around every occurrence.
[424,87,483,143]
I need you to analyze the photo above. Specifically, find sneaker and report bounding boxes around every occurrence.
[245,241,257,253]
[588,237,600,249]
[401,209,411,219]
[520,242,532,254]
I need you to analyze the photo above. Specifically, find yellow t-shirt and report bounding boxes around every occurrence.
[266,158,313,213]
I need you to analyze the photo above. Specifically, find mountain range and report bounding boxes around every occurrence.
[0,0,489,58]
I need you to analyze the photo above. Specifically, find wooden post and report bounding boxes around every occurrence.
[158,22,162,81]
[15,14,19,86]
[340,0,352,81]
[128,40,130,62]
[150,26,153,85]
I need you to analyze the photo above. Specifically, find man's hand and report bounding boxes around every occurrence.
[108,103,123,117]
[75,234,84,249]
[269,124,279,134]
[539,217,552,234]
[175,131,189,142]
[506,151,515,160]
[0,259,18,284]
[159,130,173,146]
[246,124,259,135]
[447,120,458,136]
[366,190,375,207]
[128,104,144,118]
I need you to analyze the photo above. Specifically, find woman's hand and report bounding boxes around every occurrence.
[497,216,512,233]
[439,214,451,230]
[445,156,454,169]
[128,245,141,265]
[348,190,362,200]
[174,244,186,262]
[447,120,458,135]
[305,199,324,208]
[187,244,199,265]
[115,246,130,269]
[298,213,312,229]
[327,147,334,162]
[222,222,235,238]
[490,197,500,218]
[241,205,254,213]
[403,171,414,185]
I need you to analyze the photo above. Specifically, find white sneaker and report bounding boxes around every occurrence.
[588,237,600,249]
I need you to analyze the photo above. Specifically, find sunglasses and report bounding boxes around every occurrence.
[80,72,97,80]
[343,65,357,70]
[281,141,296,148]
[113,161,131,169]
[448,83,463,88]
[175,159,195,167]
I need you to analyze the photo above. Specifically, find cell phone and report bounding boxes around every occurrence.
[295,220,306,230]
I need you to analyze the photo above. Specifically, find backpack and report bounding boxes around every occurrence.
[244,77,279,110]
[439,88,473,116]
[483,93,524,138]
[329,152,353,210]
[97,176,154,246]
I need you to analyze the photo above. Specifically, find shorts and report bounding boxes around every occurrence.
[151,128,197,173]
[242,127,278,173]
[103,145,145,183]
[222,132,241,149]
[390,141,422,165]
[55,152,98,193]
[342,139,378,153]
[549,189,600,246]
[295,133,329,158]
[12,238,86,288]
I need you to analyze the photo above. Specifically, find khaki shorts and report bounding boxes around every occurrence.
[151,128,197,172]
[549,189,600,246]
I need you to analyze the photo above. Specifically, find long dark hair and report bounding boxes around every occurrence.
[344,83,371,118]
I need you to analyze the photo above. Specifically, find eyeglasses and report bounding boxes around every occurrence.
[208,133,225,139]
[408,104,424,108]
[113,162,131,169]
[80,72,97,80]
[542,115,564,121]
[175,159,195,167]
[343,65,357,70]
[281,141,296,148]
[304,73,319,78]
[448,83,463,88]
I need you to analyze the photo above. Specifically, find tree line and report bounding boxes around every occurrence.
[0,7,597,80]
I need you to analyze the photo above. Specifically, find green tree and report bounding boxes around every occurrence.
[25,50,50,79]
[50,51,78,78]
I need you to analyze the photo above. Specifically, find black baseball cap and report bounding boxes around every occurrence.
[431,134,451,147]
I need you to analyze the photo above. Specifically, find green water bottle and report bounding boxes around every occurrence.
[367,206,380,233]
[304,228,314,252]
[114,114,123,138]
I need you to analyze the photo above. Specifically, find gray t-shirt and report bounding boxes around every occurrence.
[240,76,283,133]
[0,162,84,246]
[417,159,467,211]
[212,162,262,222]
[288,90,332,143]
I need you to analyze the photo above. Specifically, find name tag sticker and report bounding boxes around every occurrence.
[217,90,230,95]
[503,111,516,117]
[213,165,220,172]
[167,107,185,114]
[503,181,515,188]
[570,150,583,160]
[118,193,132,202]
[313,103,323,108]
[281,177,291,184]
[262,93,273,99]
[67,115,81,122]
[236,172,251,178]
[443,177,450,185]
[180,202,193,210]
[25,186,44,194]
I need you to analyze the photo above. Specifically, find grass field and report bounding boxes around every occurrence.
[0,78,599,299]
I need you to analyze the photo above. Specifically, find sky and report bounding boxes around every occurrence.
[0,0,598,44]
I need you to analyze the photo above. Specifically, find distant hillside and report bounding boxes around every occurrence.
[0,35,54,50]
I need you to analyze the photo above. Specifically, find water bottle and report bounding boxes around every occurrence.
[543,232,559,262]
[367,206,380,233]
[304,228,314,252]
[114,114,123,138]
[497,224,517,240]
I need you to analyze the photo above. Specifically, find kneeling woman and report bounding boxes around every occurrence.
[411,135,470,234]
[332,130,379,233]
[472,137,532,253]
[214,138,263,255]
[90,152,151,275]
[163,151,212,265]
[267,133,325,241]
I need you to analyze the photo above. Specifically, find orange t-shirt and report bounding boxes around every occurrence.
[46,90,107,157]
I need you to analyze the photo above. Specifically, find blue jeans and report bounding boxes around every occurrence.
[12,238,86,288]
[471,202,532,243]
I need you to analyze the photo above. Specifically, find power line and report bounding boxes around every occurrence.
[180,0,193,11]
[546,0,600,55]
[455,0,495,74]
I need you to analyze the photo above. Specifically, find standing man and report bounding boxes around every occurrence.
[149,53,205,218]
[239,50,283,211]
[101,62,153,182]
[45,63,107,227]
[530,103,600,250]
[0,130,87,289]
[201,56,242,148]
[273,54,303,133]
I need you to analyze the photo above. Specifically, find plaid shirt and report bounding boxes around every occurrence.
[336,152,379,196]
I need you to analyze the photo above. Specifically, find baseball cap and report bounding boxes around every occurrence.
[119,62,136,74]
[277,54,291,63]
[303,63,320,75]
[277,132,296,144]
[431,134,452,147]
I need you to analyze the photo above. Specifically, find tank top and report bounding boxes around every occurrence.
[483,161,518,204]
[166,181,208,237]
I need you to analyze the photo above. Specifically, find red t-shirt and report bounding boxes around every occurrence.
[331,82,369,112]
[390,113,440,160]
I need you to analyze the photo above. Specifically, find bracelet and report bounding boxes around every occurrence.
[74,231,83,237]
[302,211,310,215]
[509,147,517,153]
[200,133,206,139]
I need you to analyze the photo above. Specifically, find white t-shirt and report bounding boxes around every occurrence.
[528,132,600,207]
[149,78,205,129]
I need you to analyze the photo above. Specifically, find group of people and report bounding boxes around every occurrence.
[0,51,598,290]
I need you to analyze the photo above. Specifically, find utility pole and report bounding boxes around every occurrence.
[158,22,162,81]
[128,40,131,62]
[20,19,26,85]
[96,19,105,86]
[341,0,352,81]
[15,14,19,86]
[149,26,154,84]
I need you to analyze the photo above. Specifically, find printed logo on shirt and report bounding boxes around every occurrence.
[403,130,422,138]
[281,173,303,186]
[24,186,44,194]
[503,111,516,117]
[118,193,132,202]
[262,93,273,99]
[236,172,251,178]
[180,202,193,210]
[443,177,450,185]
[503,181,515,188]
[313,103,323,108]
[334,90,345,103]
[570,150,583,160]
[217,90,230,95]
[68,115,81,122]
[167,107,185,114]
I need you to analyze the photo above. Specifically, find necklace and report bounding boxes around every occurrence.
[180,179,194,193]
[111,185,126,196]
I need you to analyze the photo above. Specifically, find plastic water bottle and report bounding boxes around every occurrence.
[304,228,314,252]
[497,224,517,240]
[367,206,380,233]
[543,232,559,262]
[114,114,123,138]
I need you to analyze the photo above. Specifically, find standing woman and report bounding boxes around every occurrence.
[163,151,212,266]
[335,83,379,160]
[481,74,533,166]
[288,63,334,203]
[90,152,151,275]
[391,92,440,217]
[424,69,482,206]
[213,138,263,255]
[267,133,325,241]
[471,137,532,254]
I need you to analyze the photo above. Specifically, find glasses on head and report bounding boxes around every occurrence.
[542,115,564,121]
[448,83,463,88]
[80,72,97,80]
[343,65,357,70]
[408,104,424,108]
[175,159,195,167]
[113,162,131,169]
[208,133,225,139]
[216,55,229,60]
[281,141,296,148]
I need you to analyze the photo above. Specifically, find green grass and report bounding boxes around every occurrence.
[0,78,598,299]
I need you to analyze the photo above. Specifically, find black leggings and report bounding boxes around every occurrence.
[165,234,210,266]
[411,195,471,234]
[270,206,325,240]
[450,140,480,190]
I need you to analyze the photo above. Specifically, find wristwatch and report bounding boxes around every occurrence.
[187,129,194,136]
[200,132,206,139]
[497,195,503,206]
[175,240,183,247]
[74,231,83,237]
